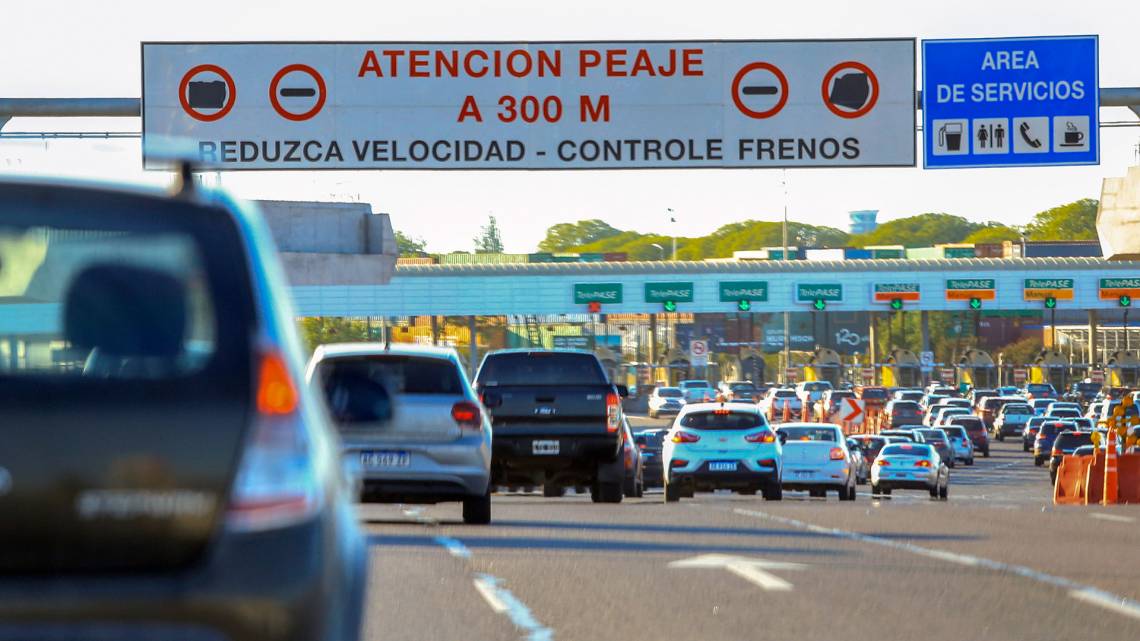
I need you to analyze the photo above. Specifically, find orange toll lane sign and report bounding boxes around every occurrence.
[141,40,916,170]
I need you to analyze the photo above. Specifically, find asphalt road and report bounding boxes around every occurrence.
[359,416,1140,641]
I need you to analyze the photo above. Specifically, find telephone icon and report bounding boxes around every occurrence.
[1019,121,1042,149]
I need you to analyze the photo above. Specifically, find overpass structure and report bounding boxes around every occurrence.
[290,257,1140,317]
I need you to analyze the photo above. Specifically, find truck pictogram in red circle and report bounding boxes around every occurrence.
[821,61,879,119]
[731,62,789,120]
[179,64,236,122]
[269,64,327,122]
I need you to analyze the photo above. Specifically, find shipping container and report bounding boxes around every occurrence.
[865,245,905,259]
[396,256,438,266]
[804,248,845,261]
[939,243,977,259]
[905,247,941,260]
[528,252,554,263]
[579,252,605,262]
[764,246,802,260]
[1022,240,1102,258]
[733,250,771,261]
[843,248,872,260]
[438,252,529,265]
[602,252,629,262]
[551,253,581,263]
[974,242,1004,258]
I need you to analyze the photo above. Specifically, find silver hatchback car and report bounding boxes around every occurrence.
[307,343,493,524]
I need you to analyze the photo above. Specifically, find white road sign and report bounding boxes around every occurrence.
[690,340,709,367]
[142,40,916,170]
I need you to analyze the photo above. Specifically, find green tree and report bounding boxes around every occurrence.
[963,223,1021,244]
[395,230,427,256]
[1024,198,1098,241]
[474,215,504,253]
[850,213,982,248]
[537,219,622,252]
[297,317,370,352]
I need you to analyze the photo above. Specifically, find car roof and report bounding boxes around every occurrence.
[679,402,760,415]
[312,342,459,361]
[776,422,842,430]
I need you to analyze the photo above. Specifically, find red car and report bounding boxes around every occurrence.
[949,415,990,457]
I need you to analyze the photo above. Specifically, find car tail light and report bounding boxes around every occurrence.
[227,349,319,533]
[638,443,647,449]
[452,401,482,433]
[672,431,701,444]
[713,408,731,415]
[758,458,777,467]
[877,459,891,466]
[1052,446,1062,456]
[606,393,621,433]
[670,459,689,468]
[962,438,970,447]
[745,431,776,444]
[915,459,931,468]
[829,447,845,460]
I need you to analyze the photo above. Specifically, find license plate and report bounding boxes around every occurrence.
[709,461,738,472]
[360,450,410,468]
[532,440,560,455]
[794,470,815,478]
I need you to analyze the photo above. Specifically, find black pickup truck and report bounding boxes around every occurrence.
[474,349,628,503]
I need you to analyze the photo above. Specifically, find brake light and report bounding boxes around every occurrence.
[915,460,931,468]
[228,350,318,532]
[256,351,298,415]
[758,458,777,467]
[672,431,701,444]
[670,459,689,467]
[713,408,731,415]
[638,443,647,449]
[962,439,969,447]
[745,431,776,444]
[452,401,482,432]
[1052,446,1062,456]
[829,447,845,460]
[877,459,890,466]
[606,393,621,433]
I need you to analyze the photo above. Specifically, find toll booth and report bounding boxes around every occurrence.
[1106,350,1140,388]
[662,347,691,385]
[881,348,923,388]
[803,347,843,386]
[957,348,997,389]
[1028,349,1074,390]
[596,346,620,385]
[725,347,767,384]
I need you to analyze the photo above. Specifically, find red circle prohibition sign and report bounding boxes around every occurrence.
[179,64,237,122]
[269,64,327,122]
[821,61,879,119]
[731,62,789,120]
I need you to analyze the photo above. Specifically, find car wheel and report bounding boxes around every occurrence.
[664,479,681,503]
[1023,442,1030,452]
[947,459,955,469]
[763,480,783,501]
[929,485,939,499]
[996,432,1004,442]
[623,476,638,498]
[839,482,855,501]
[871,483,883,496]
[543,485,565,498]
[636,479,645,498]
[462,489,492,525]
[596,480,623,504]
[983,449,990,458]
[938,483,949,501]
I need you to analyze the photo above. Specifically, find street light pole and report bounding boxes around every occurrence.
[667,208,677,261]
[781,170,790,379]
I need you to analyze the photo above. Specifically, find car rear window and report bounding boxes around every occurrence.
[856,436,887,449]
[953,418,985,431]
[777,426,838,442]
[1028,384,1054,393]
[892,401,920,410]
[860,388,888,399]
[1055,432,1093,449]
[477,352,606,386]
[774,389,797,397]
[918,430,948,442]
[1003,405,1032,414]
[682,380,712,388]
[882,444,932,456]
[731,384,756,392]
[803,382,831,391]
[0,194,252,380]
[943,427,967,438]
[319,355,463,395]
[636,430,665,448]
[1041,422,1074,437]
[680,411,764,430]
[657,387,683,398]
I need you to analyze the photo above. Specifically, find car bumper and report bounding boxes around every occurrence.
[0,507,367,641]
[872,470,938,490]
[650,404,683,414]
[491,433,621,484]
[996,423,1024,436]
[668,462,778,490]
[347,436,491,502]
[781,462,849,489]
[641,458,664,485]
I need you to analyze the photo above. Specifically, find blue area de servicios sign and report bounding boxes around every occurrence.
[922,35,1098,169]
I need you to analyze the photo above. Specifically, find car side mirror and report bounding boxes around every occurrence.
[616,384,630,398]
[778,432,788,445]
[482,391,503,409]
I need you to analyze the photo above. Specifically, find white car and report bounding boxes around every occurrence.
[761,387,802,418]
[648,386,686,418]
[775,423,857,500]
[662,404,783,502]
[871,442,950,499]
[678,379,717,403]
[1045,401,1082,417]
[795,381,833,406]
[933,407,971,427]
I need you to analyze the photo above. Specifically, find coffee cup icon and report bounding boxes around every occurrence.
[938,122,964,151]
[1062,122,1084,146]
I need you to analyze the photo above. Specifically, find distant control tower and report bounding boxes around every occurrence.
[849,210,879,235]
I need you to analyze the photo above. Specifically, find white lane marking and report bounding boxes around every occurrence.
[473,573,554,641]
[668,554,805,591]
[434,536,472,559]
[1090,513,1136,524]
[730,507,1140,622]
[401,507,438,525]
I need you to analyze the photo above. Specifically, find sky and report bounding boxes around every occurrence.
[2,0,1139,252]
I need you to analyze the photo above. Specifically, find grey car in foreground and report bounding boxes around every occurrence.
[307,343,493,524]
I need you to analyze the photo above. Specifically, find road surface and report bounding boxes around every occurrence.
[359,418,1140,641]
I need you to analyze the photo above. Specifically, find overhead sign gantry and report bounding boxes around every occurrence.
[141,39,916,170]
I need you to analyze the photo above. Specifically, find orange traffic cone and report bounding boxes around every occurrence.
[1104,428,1120,505]
[801,401,810,423]
[782,400,792,423]
[768,401,776,423]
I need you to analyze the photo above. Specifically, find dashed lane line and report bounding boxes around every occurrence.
[727,506,1140,623]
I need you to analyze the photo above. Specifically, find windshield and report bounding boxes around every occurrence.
[680,411,764,430]
[682,380,712,389]
[778,426,838,442]
[860,388,888,399]
[476,352,606,386]
[882,444,932,457]
[803,382,831,391]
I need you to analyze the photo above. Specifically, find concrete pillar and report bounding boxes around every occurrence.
[1088,309,1098,366]
[867,312,877,367]
[468,315,479,377]
[921,311,931,353]
[649,314,658,366]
